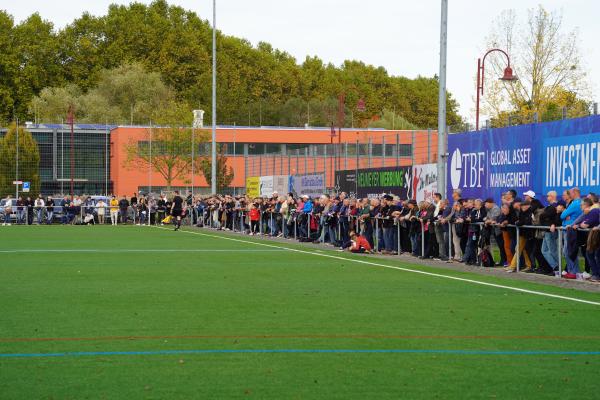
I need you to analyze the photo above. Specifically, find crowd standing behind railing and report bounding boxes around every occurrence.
[2,187,600,282]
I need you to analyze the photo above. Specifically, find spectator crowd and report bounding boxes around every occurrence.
[2,186,599,282]
[192,188,600,282]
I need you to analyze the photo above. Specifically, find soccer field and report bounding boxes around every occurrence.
[1,226,600,399]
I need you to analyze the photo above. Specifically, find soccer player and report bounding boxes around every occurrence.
[171,191,184,231]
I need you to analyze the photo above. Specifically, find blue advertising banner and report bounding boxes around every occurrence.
[447,115,600,201]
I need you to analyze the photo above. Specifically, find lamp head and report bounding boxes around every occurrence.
[500,66,518,81]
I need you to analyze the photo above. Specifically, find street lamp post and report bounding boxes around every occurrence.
[475,48,518,131]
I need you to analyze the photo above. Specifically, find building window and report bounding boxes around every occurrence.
[358,143,369,156]
[399,144,412,157]
[371,144,383,157]
[222,143,244,155]
[286,144,310,156]
[248,143,265,155]
[265,143,282,154]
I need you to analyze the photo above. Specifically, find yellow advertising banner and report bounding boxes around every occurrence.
[245,176,260,198]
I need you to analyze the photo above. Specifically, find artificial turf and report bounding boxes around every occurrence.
[1,225,599,399]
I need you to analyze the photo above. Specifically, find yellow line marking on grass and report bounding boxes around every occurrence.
[154,226,600,306]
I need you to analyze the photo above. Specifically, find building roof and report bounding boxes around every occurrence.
[25,123,117,131]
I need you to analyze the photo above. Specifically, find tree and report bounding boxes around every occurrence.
[197,145,234,193]
[483,6,590,125]
[12,14,63,119]
[0,11,17,125]
[368,109,418,130]
[30,62,175,124]
[123,101,207,190]
[29,84,81,123]
[0,123,40,197]
[9,0,463,127]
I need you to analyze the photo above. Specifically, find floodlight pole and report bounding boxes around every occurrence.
[191,124,195,198]
[149,121,153,195]
[233,122,236,196]
[15,117,19,198]
[67,106,75,200]
[437,0,448,198]
[210,0,217,195]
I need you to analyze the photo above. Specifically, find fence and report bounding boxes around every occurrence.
[0,123,438,198]
[448,103,599,133]
[2,107,598,199]
[3,199,597,281]
[243,130,436,187]
[182,205,595,279]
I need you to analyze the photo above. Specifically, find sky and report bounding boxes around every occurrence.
[4,0,599,124]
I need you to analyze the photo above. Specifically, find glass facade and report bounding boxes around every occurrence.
[0,125,112,196]
[137,141,414,158]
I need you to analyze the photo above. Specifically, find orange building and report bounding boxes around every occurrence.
[110,125,438,196]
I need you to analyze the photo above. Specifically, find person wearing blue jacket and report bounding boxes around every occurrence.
[561,188,583,276]
[302,195,313,213]
[296,195,313,239]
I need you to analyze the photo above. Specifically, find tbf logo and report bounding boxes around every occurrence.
[450,148,486,190]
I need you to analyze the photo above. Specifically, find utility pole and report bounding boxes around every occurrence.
[437,0,448,198]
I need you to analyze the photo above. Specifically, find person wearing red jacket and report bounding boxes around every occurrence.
[341,231,372,253]
[249,204,260,235]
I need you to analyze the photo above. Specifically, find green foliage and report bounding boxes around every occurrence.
[0,11,17,125]
[3,0,462,128]
[198,145,234,193]
[368,109,419,130]
[490,88,592,127]
[12,14,63,119]
[123,101,208,190]
[0,123,40,197]
[29,85,81,123]
[30,63,174,124]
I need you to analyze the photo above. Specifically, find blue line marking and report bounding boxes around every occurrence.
[2,349,600,358]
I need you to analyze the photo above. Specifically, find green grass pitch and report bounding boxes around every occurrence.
[1,225,600,399]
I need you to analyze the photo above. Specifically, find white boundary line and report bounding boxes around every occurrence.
[155,226,600,307]
[0,249,287,253]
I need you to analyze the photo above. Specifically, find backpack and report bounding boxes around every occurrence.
[478,248,494,267]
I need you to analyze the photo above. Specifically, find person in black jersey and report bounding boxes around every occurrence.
[171,191,184,231]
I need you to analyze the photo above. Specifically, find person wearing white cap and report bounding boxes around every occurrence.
[540,191,561,275]
[523,190,536,200]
